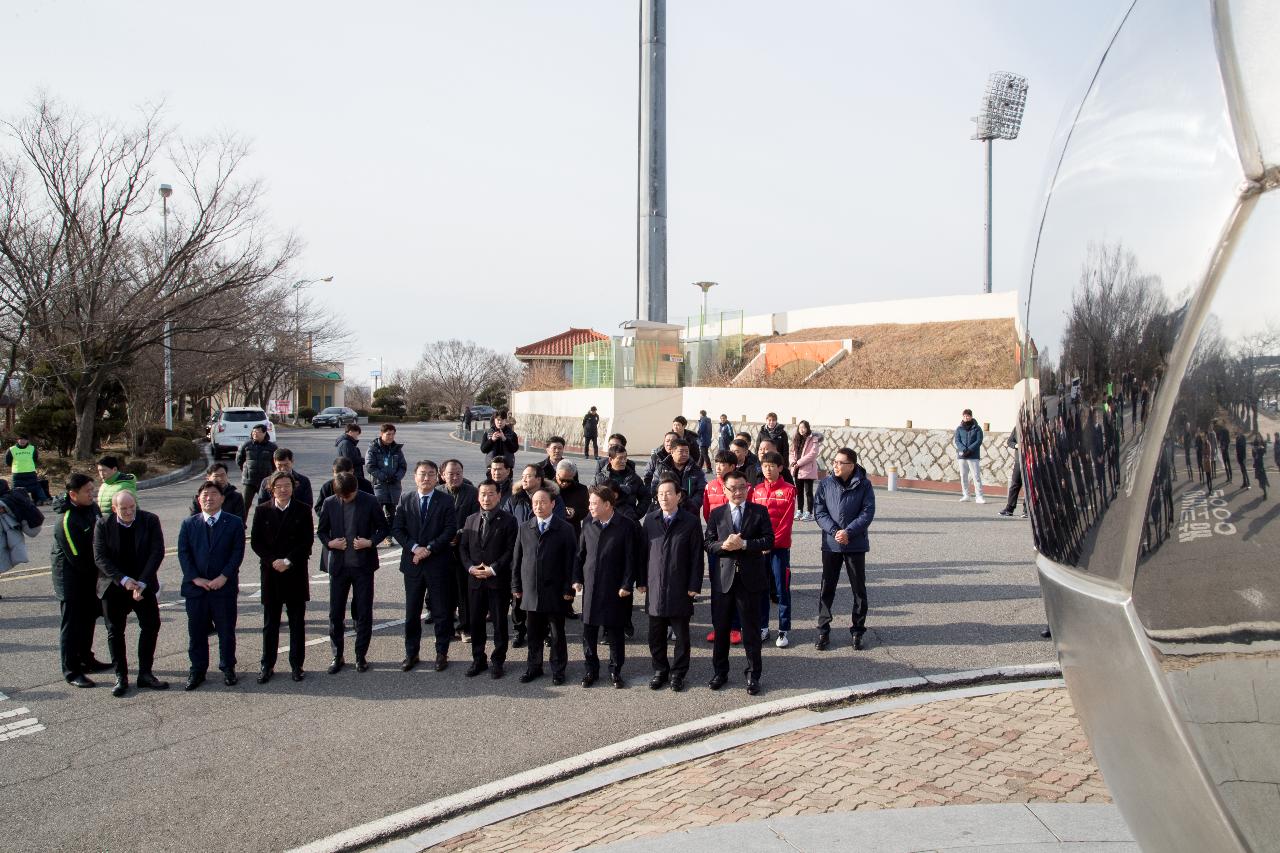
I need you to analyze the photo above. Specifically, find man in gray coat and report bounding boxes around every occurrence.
[511,489,577,685]
[638,477,704,692]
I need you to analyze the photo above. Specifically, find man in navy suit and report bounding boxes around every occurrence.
[178,481,245,690]
[704,469,774,695]
[392,460,458,671]
[317,471,389,673]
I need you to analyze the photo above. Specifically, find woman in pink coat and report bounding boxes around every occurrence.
[790,421,823,521]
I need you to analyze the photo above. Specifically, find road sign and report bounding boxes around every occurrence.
[369,369,382,378]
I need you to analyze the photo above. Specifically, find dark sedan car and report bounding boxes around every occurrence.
[311,406,359,428]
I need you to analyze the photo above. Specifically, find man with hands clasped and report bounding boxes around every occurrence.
[512,488,577,685]
[392,461,459,672]
[250,471,315,684]
[178,481,245,690]
[639,477,704,692]
[573,485,641,688]
[458,479,519,679]
[318,471,389,674]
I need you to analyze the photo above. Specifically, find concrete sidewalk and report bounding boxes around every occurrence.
[378,682,1127,852]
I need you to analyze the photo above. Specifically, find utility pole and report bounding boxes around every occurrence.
[637,0,667,322]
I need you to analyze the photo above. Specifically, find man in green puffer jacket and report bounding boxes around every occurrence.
[96,456,138,517]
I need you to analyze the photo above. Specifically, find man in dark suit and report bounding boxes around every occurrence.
[511,488,577,685]
[705,469,774,695]
[250,470,315,683]
[391,460,459,671]
[94,491,168,697]
[574,484,640,688]
[638,477,704,692]
[255,448,314,507]
[190,463,247,521]
[458,479,519,678]
[317,471,389,673]
[438,459,480,640]
[178,481,246,690]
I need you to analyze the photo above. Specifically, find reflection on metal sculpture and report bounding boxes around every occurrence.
[1018,1,1279,851]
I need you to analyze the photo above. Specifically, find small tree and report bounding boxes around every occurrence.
[372,384,406,417]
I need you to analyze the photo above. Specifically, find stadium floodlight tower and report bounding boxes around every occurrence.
[972,71,1028,294]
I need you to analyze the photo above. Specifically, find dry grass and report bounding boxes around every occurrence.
[737,318,1017,389]
[516,361,571,392]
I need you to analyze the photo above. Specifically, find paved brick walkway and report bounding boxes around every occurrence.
[430,686,1109,852]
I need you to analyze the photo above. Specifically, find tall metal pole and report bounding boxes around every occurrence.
[160,185,173,429]
[983,138,993,294]
[637,0,667,322]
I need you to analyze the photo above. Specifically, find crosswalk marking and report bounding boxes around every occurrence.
[0,706,32,720]
[1,686,44,744]
[0,723,45,742]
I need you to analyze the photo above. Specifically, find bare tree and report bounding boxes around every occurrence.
[345,383,371,413]
[417,339,519,417]
[0,97,296,458]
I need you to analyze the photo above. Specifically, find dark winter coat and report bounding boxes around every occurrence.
[651,460,707,515]
[93,509,164,599]
[335,433,366,480]
[594,465,648,521]
[755,423,790,467]
[458,508,519,591]
[236,438,279,487]
[813,465,876,553]
[190,483,247,522]
[717,421,734,452]
[582,411,600,438]
[51,495,101,602]
[639,508,704,619]
[954,421,984,459]
[557,476,591,534]
[511,514,577,613]
[696,415,713,448]
[365,439,407,504]
[575,513,641,627]
[250,500,315,603]
[480,424,520,468]
[502,480,566,525]
[256,470,314,508]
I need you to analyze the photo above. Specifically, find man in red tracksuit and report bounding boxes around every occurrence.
[703,451,741,645]
[751,451,796,648]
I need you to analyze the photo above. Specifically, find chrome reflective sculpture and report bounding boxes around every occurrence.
[1019,2,1279,850]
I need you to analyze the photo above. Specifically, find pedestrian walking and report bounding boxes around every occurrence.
[1251,433,1269,500]
[582,406,600,459]
[512,489,577,685]
[250,471,315,683]
[459,480,519,679]
[752,452,795,648]
[94,492,168,697]
[638,478,703,692]
[955,409,985,503]
[317,471,389,674]
[52,473,108,688]
[1235,431,1250,490]
[574,485,641,688]
[696,410,713,472]
[178,481,245,690]
[813,447,876,651]
[366,423,408,524]
[391,461,459,672]
[235,425,278,504]
[790,420,821,521]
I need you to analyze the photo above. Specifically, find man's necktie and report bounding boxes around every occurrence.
[479,512,489,542]
[732,506,742,533]
[420,494,430,527]
[539,520,548,535]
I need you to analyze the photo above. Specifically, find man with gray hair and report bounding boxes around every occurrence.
[555,459,590,538]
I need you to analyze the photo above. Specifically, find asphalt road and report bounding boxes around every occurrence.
[0,422,1052,853]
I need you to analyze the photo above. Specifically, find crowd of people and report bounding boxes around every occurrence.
[8,411,877,699]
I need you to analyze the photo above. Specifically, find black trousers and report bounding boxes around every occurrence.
[329,568,375,660]
[59,590,100,678]
[698,444,712,471]
[817,551,868,635]
[512,601,527,634]
[1004,462,1023,512]
[262,594,306,671]
[584,435,599,458]
[582,623,625,676]
[102,586,160,677]
[405,570,454,657]
[469,584,509,663]
[186,591,237,675]
[451,557,470,633]
[647,615,691,679]
[524,609,566,676]
[711,582,763,679]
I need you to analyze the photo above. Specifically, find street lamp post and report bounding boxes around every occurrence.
[692,281,718,340]
[160,183,174,429]
[291,276,333,420]
[971,72,1028,294]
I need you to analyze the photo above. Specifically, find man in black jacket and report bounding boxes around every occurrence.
[755,413,789,468]
[335,423,369,489]
[574,485,640,688]
[391,460,459,671]
[236,425,278,503]
[480,411,520,469]
[439,459,480,640]
[190,463,247,521]
[94,491,167,696]
[537,436,567,481]
[488,457,514,503]
[596,446,647,521]
[314,457,373,514]
[255,448,314,507]
[582,407,600,459]
[52,473,107,687]
[643,431,679,492]
[651,440,706,515]
[317,472,389,673]
[555,459,590,537]
[511,489,577,685]
[638,477,704,692]
[731,439,763,486]
[459,480,519,678]
[705,470,774,695]
[250,471,315,683]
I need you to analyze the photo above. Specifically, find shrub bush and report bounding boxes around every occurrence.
[298,407,316,421]
[157,437,200,466]
[172,421,204,441]
[124,460,150,479]
[138,425,176,454]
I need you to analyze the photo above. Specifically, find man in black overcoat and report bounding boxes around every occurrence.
[94,491,167,696]
[638,476,704,692]
[317,471,390,673]
[250,470,315,683]
[705,469,774,695]
[458,479,519,678]
[438,459,480,637]
[391,460,459,671]
[511,488,577,685]
[573,484,640,688]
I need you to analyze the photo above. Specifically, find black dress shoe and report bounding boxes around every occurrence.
[853,633,865,651]
[223,670,238,686]
[85,658,113,674]
[66,674,96,688]
[551,672,565,685]
[565,611,580,620]
[137,673,169,690]
[519,669,542,684]
[328,658,345,675]
[815,633,830,651]
[623,624,635,639]
[490,662,504,679]
[291,670,305,682]
[581,673,597,688]
[1040,627,1053,639]
[256,667,273,684]
[434,654,448,672]
[649,673,668,690]
[512,631,527,649]
[356,658,370,673]
[184,673,205,691]
[466,661,488,678]
[708,673,727,691]
[401,656,419,672]
[111,677,129,697]
[611,673,625,689]
[670,677,685,692]
[746,677,761,696]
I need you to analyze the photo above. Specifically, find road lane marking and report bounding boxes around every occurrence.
[0,722,45,741]
[0,706,31,719]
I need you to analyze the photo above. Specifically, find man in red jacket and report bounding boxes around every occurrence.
[751,452,796,648]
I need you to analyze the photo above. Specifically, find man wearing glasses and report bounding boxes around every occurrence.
[812,447,876,651]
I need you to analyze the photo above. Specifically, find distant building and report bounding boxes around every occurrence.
[295,361,346,413]
[514,327,608,382]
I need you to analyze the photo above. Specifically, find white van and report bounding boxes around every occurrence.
[211,407,275,459]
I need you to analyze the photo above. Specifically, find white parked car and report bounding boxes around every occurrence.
[211,407,275,459]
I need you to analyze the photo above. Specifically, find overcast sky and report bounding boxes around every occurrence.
[5,0,1130,382]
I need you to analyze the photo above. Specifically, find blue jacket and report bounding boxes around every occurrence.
[696,415,713,447]
[813,466,875,553]
[177,511,245,597]
[717,421,734,452]
[954,421,984,459]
